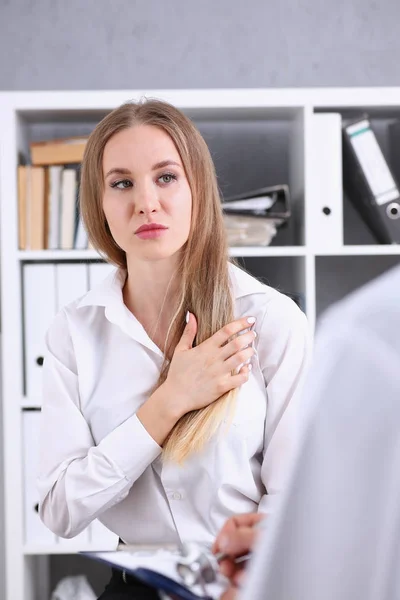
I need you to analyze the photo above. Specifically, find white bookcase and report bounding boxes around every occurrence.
[0,88,400,600]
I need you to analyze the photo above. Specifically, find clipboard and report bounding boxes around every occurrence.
[82,543,226,600]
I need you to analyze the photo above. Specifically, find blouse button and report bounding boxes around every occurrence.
[172,492,182,501]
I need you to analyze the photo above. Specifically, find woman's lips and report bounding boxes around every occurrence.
[134,223,168,240]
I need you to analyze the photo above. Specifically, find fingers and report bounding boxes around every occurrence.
[219,368,252,395]
[219,559,244,582]
[213,317,256,347]
[212,518,236,554]
[214,513,266,592]
[228,512,266,530]
[219,527,258,558]
[224,347,254,373]
[212,513,265,553]
[220,330,256,361]
[176,311,198,351]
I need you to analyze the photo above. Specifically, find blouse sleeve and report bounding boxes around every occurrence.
[256,293,312,515]
[37,309,161,539]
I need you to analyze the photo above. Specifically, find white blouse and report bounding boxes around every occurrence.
[37,263,311,546]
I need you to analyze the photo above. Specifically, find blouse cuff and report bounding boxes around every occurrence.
[98,413,162,482]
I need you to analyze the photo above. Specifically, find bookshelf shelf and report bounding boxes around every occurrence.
[17,246,307,262]
[316,245,400,256]
[1,87,400,600]
[17,249,103,261]
[229,246,306,257]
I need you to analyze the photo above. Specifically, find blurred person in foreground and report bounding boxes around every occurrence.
[213,264,400,600]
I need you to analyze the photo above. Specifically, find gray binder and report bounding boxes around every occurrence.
[343,117,400,244]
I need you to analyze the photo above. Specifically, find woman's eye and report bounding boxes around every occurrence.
[111,179,132,189]
[158,173,176,185]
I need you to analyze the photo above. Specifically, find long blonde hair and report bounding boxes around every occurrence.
[80,99,236,463]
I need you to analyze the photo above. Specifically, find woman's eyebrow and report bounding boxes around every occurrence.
[152,160,182,170]
[105,162,181,179]
[105,167,132,179]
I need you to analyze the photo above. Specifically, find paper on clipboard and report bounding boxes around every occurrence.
[82,546,227,599]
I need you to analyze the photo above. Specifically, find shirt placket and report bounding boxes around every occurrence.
[160,460,188,541]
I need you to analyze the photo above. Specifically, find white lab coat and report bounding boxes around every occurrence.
[242,265,400,600]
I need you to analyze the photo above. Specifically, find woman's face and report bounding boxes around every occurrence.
[102,124,192,264]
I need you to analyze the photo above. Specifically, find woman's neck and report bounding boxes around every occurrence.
[123,256,182,349]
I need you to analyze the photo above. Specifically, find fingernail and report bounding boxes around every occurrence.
[248,363,253,371]
[247,317,256,324]
[185,311,190,324]
[253,331,257,338]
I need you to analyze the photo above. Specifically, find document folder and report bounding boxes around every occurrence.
[342,116,400,244]
[222,184,290,221]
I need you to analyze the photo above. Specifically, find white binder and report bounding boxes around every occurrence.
[55,263,91,548]
[56,263,88,309]
[308,113,343,250]
[22,409,56,545]
[88,262,115,288]
[23,264,57,404]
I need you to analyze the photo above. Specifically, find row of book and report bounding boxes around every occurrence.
[18,136,89,251]
[18,164,89,251]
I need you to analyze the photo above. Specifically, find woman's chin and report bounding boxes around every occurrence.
[128,246,183,263]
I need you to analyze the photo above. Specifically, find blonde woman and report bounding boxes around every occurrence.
[37,100,311,599]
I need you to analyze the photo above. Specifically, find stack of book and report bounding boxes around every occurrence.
[18,137,89,250]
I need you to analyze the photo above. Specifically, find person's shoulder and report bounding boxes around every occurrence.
[64,265,121,316]
[48,292,93,334]
[47,266,120,338]
[230,262,306,327]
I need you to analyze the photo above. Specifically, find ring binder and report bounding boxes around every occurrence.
[342,116,400,244]
[222,184,290,220]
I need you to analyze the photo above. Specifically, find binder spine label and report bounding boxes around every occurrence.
[347,120,400,206]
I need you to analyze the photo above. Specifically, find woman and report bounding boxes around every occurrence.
[37,99,311,598]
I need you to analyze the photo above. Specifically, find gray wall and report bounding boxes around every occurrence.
[0,0,400,90]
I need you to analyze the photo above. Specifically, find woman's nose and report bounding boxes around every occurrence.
[135,183,160,214]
